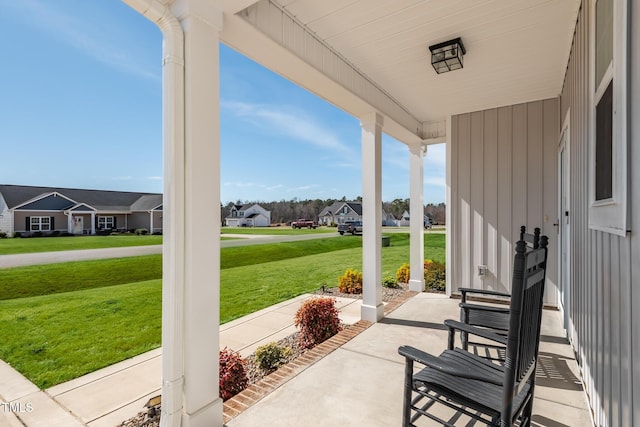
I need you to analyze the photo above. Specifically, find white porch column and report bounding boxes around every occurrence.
[171,1,223,426]
[150,211,154,234]
[123,0,223,426]
[90,212,95,235]
[67,213,73,234]
[408,143,426,291]
[360,112,384,322]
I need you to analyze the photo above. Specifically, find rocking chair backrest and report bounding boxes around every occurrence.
[502,235,548,421]
[519,225,541,249]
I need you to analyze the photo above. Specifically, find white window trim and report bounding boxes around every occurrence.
[588,0,629,236]
[98,216,114,229]
[31,216,51,232]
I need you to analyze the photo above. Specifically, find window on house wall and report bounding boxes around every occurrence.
[98,216,114,229]
[31,216,51,231]
[594,0,613,201]
[589,0,629,235]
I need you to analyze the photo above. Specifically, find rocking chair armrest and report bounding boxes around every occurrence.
[458,287,511,302]
[458,302,510,314]
[444,319,508,346]
[398,345,503,386]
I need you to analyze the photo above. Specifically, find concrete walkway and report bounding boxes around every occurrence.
[0,294,364,427]
[228,293,593,427]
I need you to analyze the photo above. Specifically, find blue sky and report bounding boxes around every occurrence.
[0,0,445,205]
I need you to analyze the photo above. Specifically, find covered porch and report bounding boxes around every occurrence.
[226,293,592,426]
[119,0,638,426]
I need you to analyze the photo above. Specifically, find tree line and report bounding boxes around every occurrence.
[221,198,446,225]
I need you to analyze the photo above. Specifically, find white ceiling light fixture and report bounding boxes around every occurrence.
[429,37,466,74]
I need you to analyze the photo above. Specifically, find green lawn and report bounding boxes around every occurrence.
[0,235,162,255]
[221,226,336,235]
[0,281,162,388]
[0,256,162,301]
[0,233,445,388]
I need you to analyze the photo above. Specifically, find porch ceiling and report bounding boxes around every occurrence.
[222,0,580,140]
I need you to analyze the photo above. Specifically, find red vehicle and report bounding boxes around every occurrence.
[291,219,318,229]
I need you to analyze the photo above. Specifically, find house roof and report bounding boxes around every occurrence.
[0,184,162,213]
[130,194,164,211]
[319,201,363,217]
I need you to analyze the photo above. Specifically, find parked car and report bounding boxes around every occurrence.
[424,217,433,229]
[337,220,363,235]
[291,219,318,229]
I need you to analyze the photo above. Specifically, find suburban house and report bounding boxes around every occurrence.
[224,203,270,227]
[0,184,163,235]
[318,201,362,225]
[397,210,411,227]
[109,1,638,426]
[319,200,396,226]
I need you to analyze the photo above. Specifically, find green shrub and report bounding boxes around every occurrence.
[396,263,410,284]
[382,275,399,288]
[135,228,149,235]
[424,260,446,291]
[338,268,363,294]
[12,232,22,238]
[254,342,292,372]
[0,231,7,239]
[294,297,342,349]
[33,231,43,238]
[219,347,248,401]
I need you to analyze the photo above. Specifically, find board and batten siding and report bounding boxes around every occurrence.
[559,2,638,427]
[450,99,559,306]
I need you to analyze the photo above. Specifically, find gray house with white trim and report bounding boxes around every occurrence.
[0,185,163,235]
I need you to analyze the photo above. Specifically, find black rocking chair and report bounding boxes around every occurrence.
[456,226,546,355]
[398,235,548,426]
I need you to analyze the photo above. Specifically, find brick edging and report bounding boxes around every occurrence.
[222,290,418,423]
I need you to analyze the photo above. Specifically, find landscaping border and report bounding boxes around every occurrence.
[222,290,419,423]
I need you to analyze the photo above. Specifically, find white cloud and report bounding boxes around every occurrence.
[222,101,353,155]
[146,176,162,181]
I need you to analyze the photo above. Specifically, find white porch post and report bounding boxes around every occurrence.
[90,212,95,235]
[150,211,154,234]
[408,143,426,292]
[124,0,223,426]
[171,1,223,426]
[67,213,73,234]
[360,112,384,322]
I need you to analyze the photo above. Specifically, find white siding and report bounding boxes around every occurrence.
[0,195,11,234]
[450,99,559,305]
[559,2,638,426]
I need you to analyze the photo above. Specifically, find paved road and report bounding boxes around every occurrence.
[0,228,445,269]
[0,233,342,268]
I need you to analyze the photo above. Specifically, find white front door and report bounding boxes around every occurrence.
[558,126,571,336]
[73,216,84,235]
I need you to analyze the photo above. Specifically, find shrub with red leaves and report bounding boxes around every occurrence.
[294,297,342,349]
[219,347,248,401]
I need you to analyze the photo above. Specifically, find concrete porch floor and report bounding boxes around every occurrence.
[228,293,593,427]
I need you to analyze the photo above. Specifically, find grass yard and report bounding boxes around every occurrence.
[0,233,445,388]
[0,256,162,300]
[221,226,336,235]
[0,235,162,255]
[0,280,161,388]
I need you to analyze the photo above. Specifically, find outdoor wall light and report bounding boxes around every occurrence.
[429,37,466,74]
